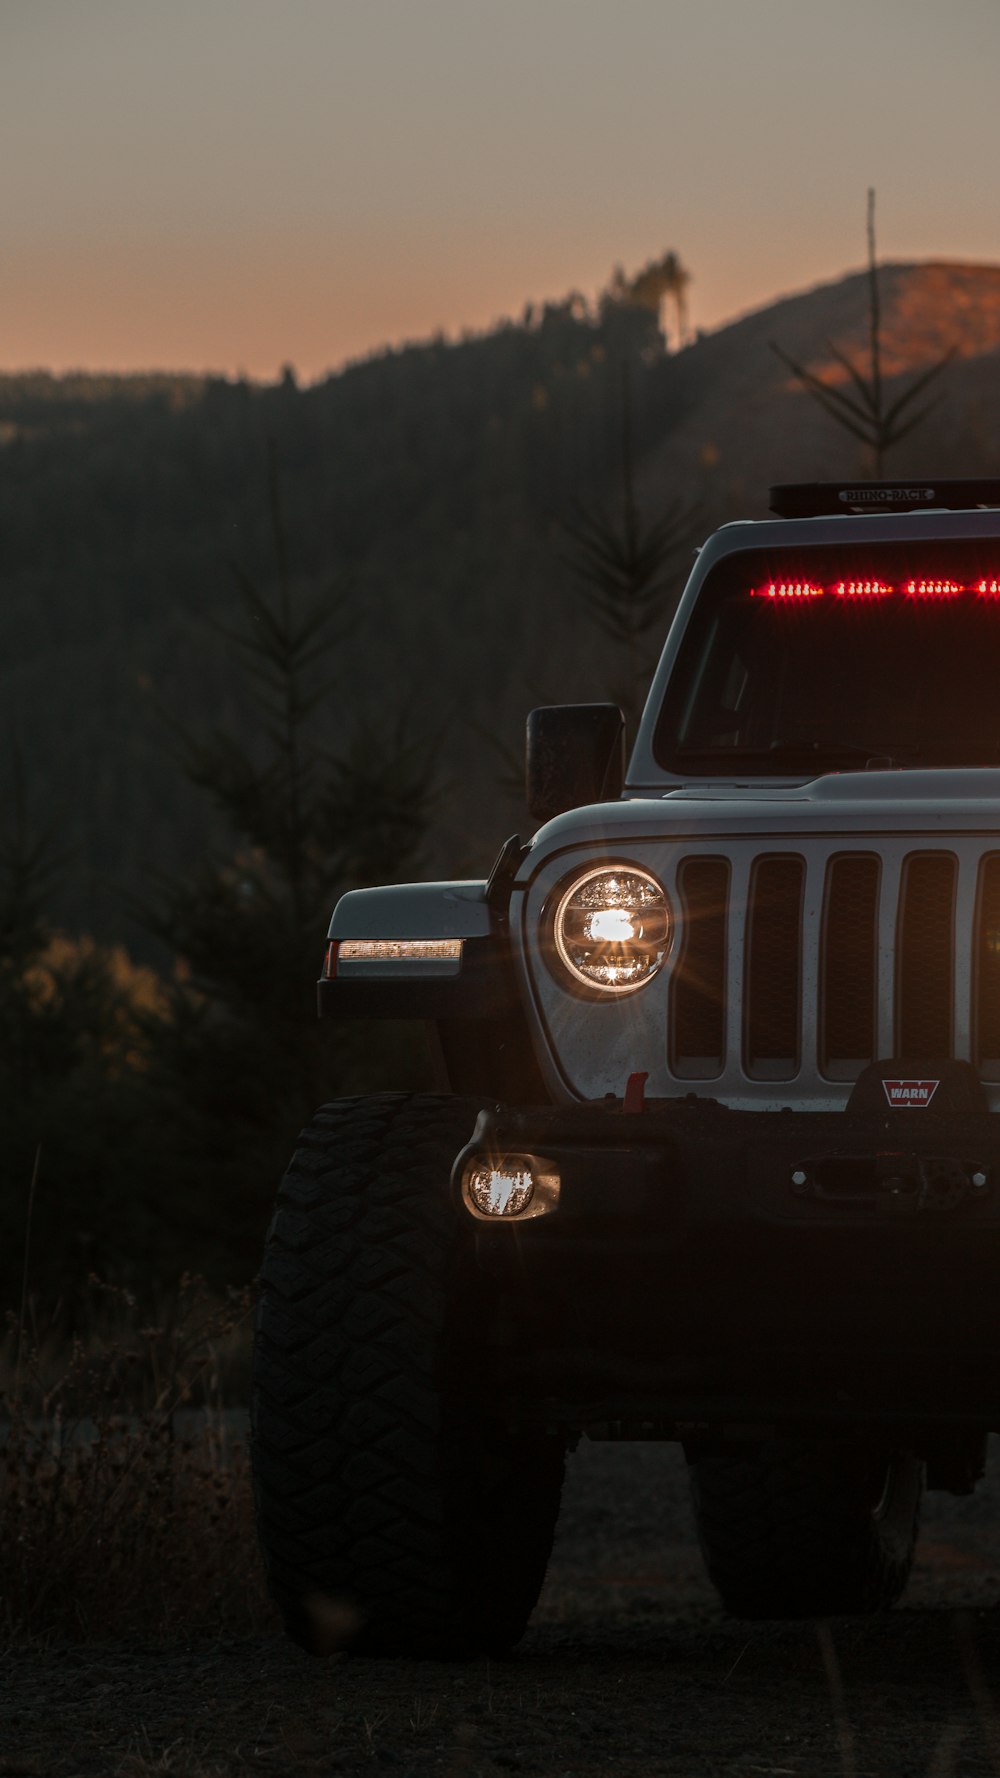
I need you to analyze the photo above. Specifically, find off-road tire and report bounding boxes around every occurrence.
[251,1092,564,1657]
[688,1441,922,1617]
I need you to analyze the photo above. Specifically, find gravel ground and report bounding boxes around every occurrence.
[5,1439,1000,1777]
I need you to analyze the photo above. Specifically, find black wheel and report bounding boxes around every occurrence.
[688,1440,923,1617]
[251,1092,564,1657]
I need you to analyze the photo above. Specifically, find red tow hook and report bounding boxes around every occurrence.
[623,1071,649,1114]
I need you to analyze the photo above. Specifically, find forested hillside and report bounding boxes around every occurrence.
[4,258,1000,948]
[0,299,666,948]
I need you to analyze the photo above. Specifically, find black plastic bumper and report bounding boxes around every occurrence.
[454,1098,1000,1433]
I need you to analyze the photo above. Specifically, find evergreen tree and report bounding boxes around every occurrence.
[772,190,953,475]
[142,449,440,1282]
[558,372,701,739]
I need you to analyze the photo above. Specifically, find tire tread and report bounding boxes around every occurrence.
[689,1440,922,1617]
[252,1092,563,1656]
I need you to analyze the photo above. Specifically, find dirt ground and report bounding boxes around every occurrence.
[6,1439,1000,1778]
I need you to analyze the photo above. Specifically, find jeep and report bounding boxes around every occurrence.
[252,480,1000,1654]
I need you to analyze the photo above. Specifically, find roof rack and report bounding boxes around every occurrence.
[770,481,1000,519]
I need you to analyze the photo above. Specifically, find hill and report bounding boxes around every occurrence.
[639,260,1000,512]
[4,259,1000,952]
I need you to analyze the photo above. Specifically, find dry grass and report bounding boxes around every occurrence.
[0,1276,274,1645]
[4,1414,1000,1776]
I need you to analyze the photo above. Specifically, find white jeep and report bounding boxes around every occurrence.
[252,481,1000,1654]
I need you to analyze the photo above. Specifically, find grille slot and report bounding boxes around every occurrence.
[975,855,1000,1077]
[670,857,729,1077]
[745,855,804,1078]
[897,854,956,1056]
[821,855,879,1078]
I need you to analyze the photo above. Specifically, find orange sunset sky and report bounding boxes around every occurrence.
[3,0,999,382]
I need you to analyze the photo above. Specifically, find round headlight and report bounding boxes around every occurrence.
[553,865,670,994]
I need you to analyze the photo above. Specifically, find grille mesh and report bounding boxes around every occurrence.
[745,855,804,1075]
[822,855,879,1072]
[897,854,956,1056]
[670,857,729,1075]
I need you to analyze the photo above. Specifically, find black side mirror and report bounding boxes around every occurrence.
[525,704,625,824]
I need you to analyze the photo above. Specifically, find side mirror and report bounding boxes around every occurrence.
[525,704,625,824]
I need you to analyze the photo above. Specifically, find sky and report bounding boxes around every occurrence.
[2,0,999,382]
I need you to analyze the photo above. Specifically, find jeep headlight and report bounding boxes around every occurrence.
[553,865,670,994]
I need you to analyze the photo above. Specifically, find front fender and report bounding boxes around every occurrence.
[318,880,516,1020]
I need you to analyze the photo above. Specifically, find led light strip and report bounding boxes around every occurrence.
[755,581,824,599]
[752,578,1000,601]
[338,939,463,961]
[834,579,893,598]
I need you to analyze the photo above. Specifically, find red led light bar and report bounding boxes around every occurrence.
[750,576,1000,602]
[833,579,893,599]
[753,581,824,599]
[904,579,963,599]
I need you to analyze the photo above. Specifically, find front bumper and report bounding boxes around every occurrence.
[453,1098,1000,1435]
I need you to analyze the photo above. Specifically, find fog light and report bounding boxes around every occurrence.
[468,1163,534,1216]
[461,1153,561,1220]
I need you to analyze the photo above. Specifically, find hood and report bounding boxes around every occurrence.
[527,768,1000,856]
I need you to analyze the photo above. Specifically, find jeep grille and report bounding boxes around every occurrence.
[666,840,1000,1091]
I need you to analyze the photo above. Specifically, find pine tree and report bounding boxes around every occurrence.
[772,190,953,475]
[142,448,440,1282]
[558,371,701,739]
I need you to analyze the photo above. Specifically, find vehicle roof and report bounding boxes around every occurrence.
[698,506,1000,563]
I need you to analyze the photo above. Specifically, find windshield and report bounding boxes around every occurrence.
[654,540,1000,775]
